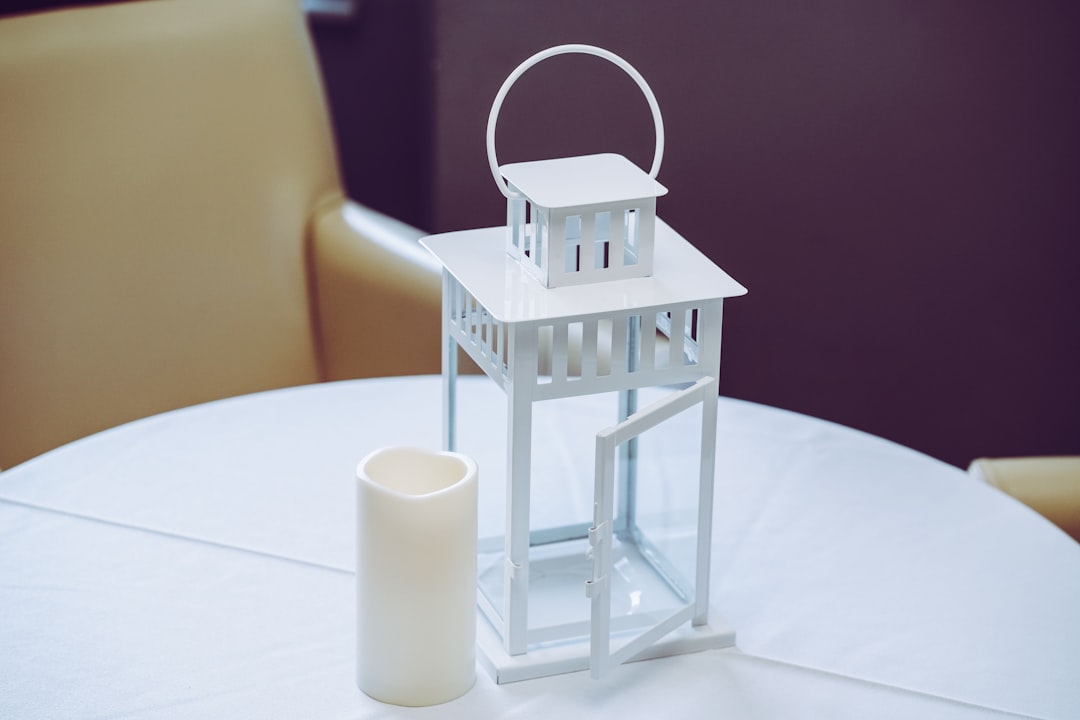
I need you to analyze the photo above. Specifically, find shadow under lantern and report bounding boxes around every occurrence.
[421,44,748,683]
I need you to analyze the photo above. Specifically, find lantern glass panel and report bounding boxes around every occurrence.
[468,383,509,630]
[522,393,607,642]
[617,396,704,601]
[473,384,709,651]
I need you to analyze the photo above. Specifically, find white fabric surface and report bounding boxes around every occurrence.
[2,376,1078,719]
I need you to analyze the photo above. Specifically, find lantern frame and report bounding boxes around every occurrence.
[420,45,747,683]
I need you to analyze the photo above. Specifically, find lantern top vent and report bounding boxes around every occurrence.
[501,153,668,209]
[488,45,672,288]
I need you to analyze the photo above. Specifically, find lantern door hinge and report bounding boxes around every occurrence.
[506,558,523,582]
[585,574,609,599]
[587,522,607,546]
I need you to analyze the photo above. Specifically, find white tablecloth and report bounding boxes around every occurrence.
[2,376,1078,719]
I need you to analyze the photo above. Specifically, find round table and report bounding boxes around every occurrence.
[2,376,1077,719]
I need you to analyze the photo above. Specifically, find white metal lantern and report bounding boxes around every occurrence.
[421,44,748,684]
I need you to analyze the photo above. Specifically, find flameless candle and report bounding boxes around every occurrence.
[355,446,478,706]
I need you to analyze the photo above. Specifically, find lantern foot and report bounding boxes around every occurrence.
[476,608,735,684]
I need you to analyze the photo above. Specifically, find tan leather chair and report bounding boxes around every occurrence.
[0,0,441,469]
[969,456,1080,543]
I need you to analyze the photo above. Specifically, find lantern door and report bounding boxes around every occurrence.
[586,377,717,679]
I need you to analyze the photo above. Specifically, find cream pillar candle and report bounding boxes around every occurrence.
[355,446,478,706]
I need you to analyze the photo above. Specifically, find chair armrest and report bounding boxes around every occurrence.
[310,200,443,380]
[969,456,1080,543]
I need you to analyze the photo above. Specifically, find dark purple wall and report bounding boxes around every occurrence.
[312,1,436,229]
[413,0,1080,468]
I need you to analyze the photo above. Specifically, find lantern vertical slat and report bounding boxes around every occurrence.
[640,312,657,372]
[668,308,686,367]
[636,198,656,271]
[536,206,551,285]
[610,314,628,381]
[551,322,568,384]
[579,211,596,279]
[609,207,625,273]
[581,319,599,379]
[496,320,507,376]
[507,189,526,258]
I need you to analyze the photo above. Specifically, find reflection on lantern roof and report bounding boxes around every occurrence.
[501,153,669,208]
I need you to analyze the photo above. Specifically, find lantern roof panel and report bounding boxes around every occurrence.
[500,153,669,209]
[422,218,746,324]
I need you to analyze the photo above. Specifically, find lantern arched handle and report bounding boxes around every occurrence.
[486,44,665,199]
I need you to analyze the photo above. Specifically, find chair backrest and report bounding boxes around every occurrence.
[0,0,342,468]
[970,456,1080,543]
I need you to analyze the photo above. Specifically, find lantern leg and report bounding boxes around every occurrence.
[441,273,458,452]
[504,325,537,656]
[694,304,724,626]
[616,387,637,539]
[615,314,641,539]
[693,380,719,626]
